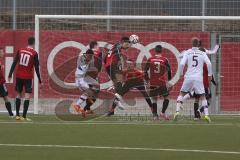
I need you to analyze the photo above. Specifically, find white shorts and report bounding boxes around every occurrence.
[76,76,99,91]
[180,79,205,95]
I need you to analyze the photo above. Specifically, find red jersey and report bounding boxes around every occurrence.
[104,43,122,68]
[0,63,6,85]
[16,46,37,79]
[93,48,102,72]
[146,55,170,86]
[123,69,144,81]
[203,63,209,88]
[86,48,102,79]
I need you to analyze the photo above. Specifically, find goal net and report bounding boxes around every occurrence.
[33,15,240,119]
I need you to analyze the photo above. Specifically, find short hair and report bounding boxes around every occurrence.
[85,49,94,55]
[89,41,98,49]
[198,40,202,47]
[28,37,35,45]
[192,37,200,47]
[121,37,130,43]
[155,45,162,53]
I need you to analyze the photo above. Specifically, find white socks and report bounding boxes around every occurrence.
[77,94,87,106]
[202,99,209,116]
[176,95,183,112]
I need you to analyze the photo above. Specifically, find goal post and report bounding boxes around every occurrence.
[34,15,240,116]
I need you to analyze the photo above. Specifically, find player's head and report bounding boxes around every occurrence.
[84,49,94,62]
[0,47,4,58]
[192,37,200,47]
[155,45,162,54]
[121,37,131,49]
[89,41,98,49]
[198,40,202,47]
[28,37,35,46]
[197,39,206,52]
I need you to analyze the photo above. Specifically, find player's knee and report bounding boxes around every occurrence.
[177,95,183,103]
[80,94,88,100]
[201,99,208,107]
[3,96,9,102]
[25,92,30,99]
[194,98,199,103]
[152,97,157,104]
[16,93,22,99]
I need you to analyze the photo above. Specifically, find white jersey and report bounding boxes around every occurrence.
[75,54,92,78]
[180,47,212,80]
[75,53,99,91]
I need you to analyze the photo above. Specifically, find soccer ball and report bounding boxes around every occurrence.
[129,34,139,44]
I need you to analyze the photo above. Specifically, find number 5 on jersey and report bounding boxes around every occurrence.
[192,55,198,67]
[19,53,30,66]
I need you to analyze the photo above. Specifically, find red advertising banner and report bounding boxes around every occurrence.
[0,30,239,111]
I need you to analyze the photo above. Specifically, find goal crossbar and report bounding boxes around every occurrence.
[35,15,240,20]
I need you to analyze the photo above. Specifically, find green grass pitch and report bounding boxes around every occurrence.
[0,115,239,160]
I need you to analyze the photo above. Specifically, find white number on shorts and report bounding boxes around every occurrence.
[19,53,30,66]
[154,62,161,73]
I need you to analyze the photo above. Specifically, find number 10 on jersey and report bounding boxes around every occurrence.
[19,53,30,66]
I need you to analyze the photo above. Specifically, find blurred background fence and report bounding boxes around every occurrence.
[1,0,240,30]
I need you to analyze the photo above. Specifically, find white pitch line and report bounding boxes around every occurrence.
[0,121,236,126]
[0,143,239,155]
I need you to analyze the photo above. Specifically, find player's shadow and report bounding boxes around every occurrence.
[55,99,110,121]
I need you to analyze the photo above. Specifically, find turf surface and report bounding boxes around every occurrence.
[0,115,239,160]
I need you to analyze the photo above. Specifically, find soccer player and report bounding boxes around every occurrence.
[72,49,100,117]
[82,41,102,114]
[8,37,42,121]
[105,37,132,112]
[107,59,153,116]
[174,37,212,123]
[144,45,172,120]
[0,47,14,117]
[180,40,219,119]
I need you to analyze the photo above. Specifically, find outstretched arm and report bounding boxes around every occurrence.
[205,45,220,55]
[166,60,172,81]
[34,53,42,83]
[203,54,213,77]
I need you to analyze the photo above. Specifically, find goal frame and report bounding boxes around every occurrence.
[34,15,240,114]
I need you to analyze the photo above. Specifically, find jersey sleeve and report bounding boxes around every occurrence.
[165,59,172,80]
[8,50,20,78]
[179,53,187,76]
[34,53,42,83]
[203,53,212,76]
[205,45,220,55]
[179,50,186,59]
